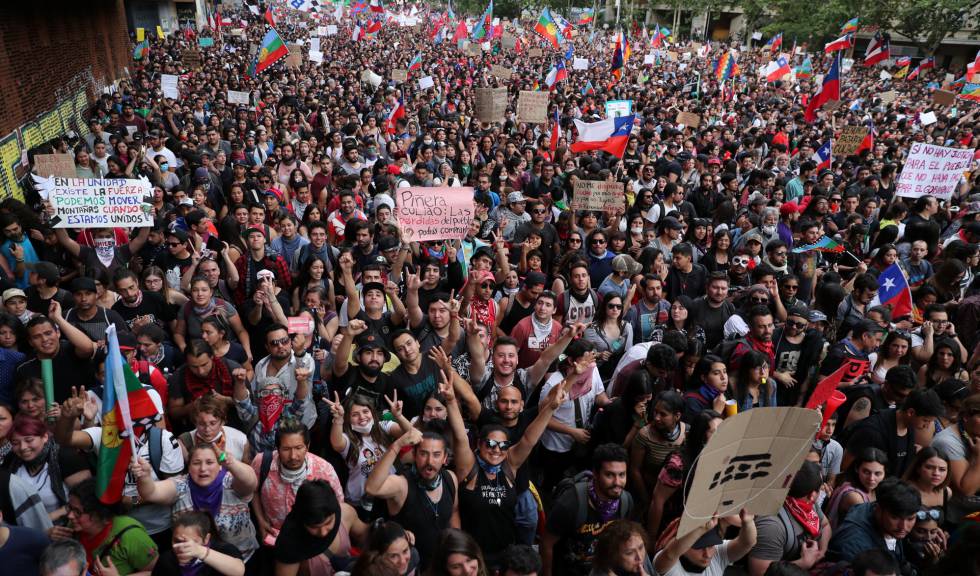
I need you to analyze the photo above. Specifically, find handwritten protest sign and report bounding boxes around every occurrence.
[879,90,898,105]
[896,143,975,200]
[571,181,625,212]
[606,100,633,118]
[309,50,323,63]
[476,87,508,123]
[391,69,408,82]
[676,111,701,128]
[34,154,76,179]
[491,65,513,79]
[418,76,435,90]
[395,187,474,242]
[832,126,867,156]
[932,89,956,106]
[184,49,202,70]
[573,58,589,70]
[467,43,482,57]
[227,90,250,105]
[286,51,302,69]
[326,24,338,35]
[161,74,180,99]
[501,34,517,50]
[528,48,543,57]
[677,407,821,538]
[33,175,154,229]
[517,91,549,124]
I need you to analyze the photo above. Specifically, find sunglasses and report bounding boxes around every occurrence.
[484,438,511,450]
[783,284,799,291]
[480,282,494,289]
[568,237,582,243]
[916,509,942,521]
[532,209,547,214]
[269,336,291,347]
[607,303,623,309]
[751,297,769,304]
[167,242,183,247]
[787,320,807,329]
[591,238,607,245]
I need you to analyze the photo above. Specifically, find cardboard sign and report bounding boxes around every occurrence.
[879,90,898,105]
[418,76,435,90]
[571,180,625,212]
[501,34,517,50]
[573,57,589,70]
[491,64,513,79]
[34,154,76,179]
[395,186,475,242]
[832,125,868,156]
[391,69,409,82]
[676,111,701,128]
[643,53,656,65]
[606,100,633,118]
[227,90,251,105]
[476,87,508,123]
[933,89,956,106]
[285,51,302,68]
[161,74,180,99]
[896,142,974,200]
[919,111,938,126]
[33,175,154,228]
[667,51,679,62]
[517,91,549,124]
[528,48,543,57]
[677,407,821,538]
[198,37,215,48]
[467,43,482,57]
[309,50,323,63]
[184,49,202,70]
[326,24,338,35]
[287,316,314,335]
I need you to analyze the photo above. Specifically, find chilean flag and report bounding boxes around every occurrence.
[870,263,914,318]
[369,0,385,13]
[765,56,791,82]
[545,60,567,88]
[570,115,635,158]
[385,99,405,134]
[812,141,832,171]
[805,55,841,123]
[863,32,889,67]
[550,108,560,154]
[824,33,853,53]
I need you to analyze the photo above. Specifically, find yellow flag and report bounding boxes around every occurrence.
[157,26,164,39]
[136,28,145,42]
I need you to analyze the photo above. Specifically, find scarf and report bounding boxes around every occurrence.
[121,289,144,309]
[664,423,682,443]
[279,234,303,266]
[190,467,228,520]
[588,478,620,523]
[698,383,722,403]
[747,335,776,368]
[179,557,207,576]
[183,356,233,399]
[80,522,113,569]
[415,467,443,491]
[784,496,820,538]
[278,456,310,491]
[192,297,218,317]
[94,237,115,267]
[17,441,67,505]
[257,385,287,432]
[530,314,553,342]
[145,346,165,366]
[476,454,502,476]
[195,429,226,455]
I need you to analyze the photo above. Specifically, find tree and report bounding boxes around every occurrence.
[889,0,980,55]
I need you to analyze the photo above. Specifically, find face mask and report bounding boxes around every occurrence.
[631,227,644,235]
[159,163,169,171]
[762,224,776,236]
[94,237,115,267]
[352,418,374,434]
[257,388,285,431]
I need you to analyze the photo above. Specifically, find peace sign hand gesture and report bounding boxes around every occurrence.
[384,389,404,420]
[324,391,345,420]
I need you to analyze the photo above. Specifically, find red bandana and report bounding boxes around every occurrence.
[784,496,820,538]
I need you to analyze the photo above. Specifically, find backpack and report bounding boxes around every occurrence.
[552,471,633,527]
[712,336,750,365]
[258,449,275,492]
[147,426,166,479]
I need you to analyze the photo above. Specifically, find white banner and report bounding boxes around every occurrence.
[34,175,154,228]
[573,58,589,70]
[896,143,975,200]
[161,74,179,99]
[227,90,250,105]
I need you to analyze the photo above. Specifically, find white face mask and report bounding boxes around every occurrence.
[352,418,374,434]
[631,227,644,235]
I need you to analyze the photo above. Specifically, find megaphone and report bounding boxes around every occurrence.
[819,390,847,432]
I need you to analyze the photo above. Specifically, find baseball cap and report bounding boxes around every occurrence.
[244,226,266,239]
[31,261,60,285]
[691,526,724,549]
[70,277,98,293]
[2,288,26,303]
[193,167,210,182]
[707,156,722,166]
[611,254,643,274]
[362,281,386,296]
[118,331,139,351]
[661,216,684,230]
[168,228,189,243]
[787,304,810,319]
[809,310,828,323]
[355,332,389,357]
[178,197,195,207]
[378,236,401,252]
[507,191,526,204]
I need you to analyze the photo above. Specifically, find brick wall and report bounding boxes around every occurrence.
[0,0,131,136]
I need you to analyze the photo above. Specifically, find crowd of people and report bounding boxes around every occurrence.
[0,3,980,576]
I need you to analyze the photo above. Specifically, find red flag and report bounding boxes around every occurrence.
[806,359,869,410]
[452,21,468,42]
[265,6,276,28]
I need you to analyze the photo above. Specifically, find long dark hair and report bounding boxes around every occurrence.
[733,349,772,407]
[593,292,626,330]
[425,529,488,576]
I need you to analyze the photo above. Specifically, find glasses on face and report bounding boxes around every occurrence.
[607,303,623,310]
[774,251,787,257]
[532,209,547,214]
[569,238,582,244]
[783,284,799,291]
[269,336,291,348]
[591,238,606,245]
[732,257,749,266]
[480,282,494,289]
[787,320,807,329]
[66,504,85,517]
[751,297,769,304]
[916,509,942,522]
[167,242,182,247]
[484,438,511,450]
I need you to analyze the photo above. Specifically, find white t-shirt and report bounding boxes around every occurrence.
[340,420,398,506]
[538,368,603,453]
[653,541,732,576]
[82,425,184,534]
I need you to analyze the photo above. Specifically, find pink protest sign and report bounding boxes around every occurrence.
[395,186,475,243]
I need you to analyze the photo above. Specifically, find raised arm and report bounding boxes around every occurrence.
[324,392,349,454]
[48,301,96,358]
[654,517,718,575]
[365,428,419,503]
[429,346,480,418]
[339,254,360,320]
[54,227,82,258]
[385,281,407,327]
[442,377,475,479]
[528,322,585,389]
[333,319,367,380]
[223,451,258,498]
[130,458,178,505]
[509,375,568,469]
[405,271,424,329]
[53,386,96,449]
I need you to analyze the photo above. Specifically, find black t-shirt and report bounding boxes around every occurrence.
[664,263,708,302]
[242,289,293,360]
[333,367,390,412]
[846,409,915,477]
[15,341,105,402]
[386,356,441,420]
[24,287,73,316]
[689,297,734,350]
[64,307,131,344]
[112,291,176,332]
[151,541,241,576]
[546,486,620,576]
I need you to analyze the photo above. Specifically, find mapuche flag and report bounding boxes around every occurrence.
[96,325,161,504]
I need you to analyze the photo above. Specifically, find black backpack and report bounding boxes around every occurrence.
[552,470,633,527]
